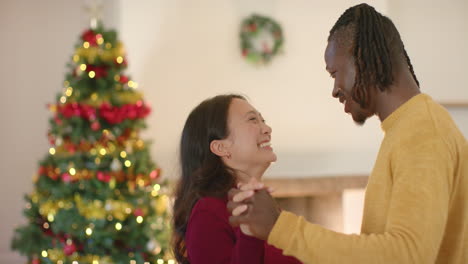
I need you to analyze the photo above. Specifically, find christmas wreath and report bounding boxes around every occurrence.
[240,14,284,64]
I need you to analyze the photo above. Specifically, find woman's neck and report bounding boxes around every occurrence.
[234,165,269,185]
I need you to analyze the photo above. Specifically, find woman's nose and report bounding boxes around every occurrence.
[262,123,272,135]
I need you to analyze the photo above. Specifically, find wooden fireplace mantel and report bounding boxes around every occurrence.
[263,175,369,232]
[263,175,369,198]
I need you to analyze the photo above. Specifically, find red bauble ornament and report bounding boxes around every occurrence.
[63,242,77,256]
[81,29,98,46]
[91,121,101,131]
[149,169,160,180]
[61,173,72,183]
[54,116,63,125]
[97,171,111,182]
[38,166,46,175]
[31,258,40,264]
[133,208,144,217]
[249,23,257,32]
[119,75,129,84]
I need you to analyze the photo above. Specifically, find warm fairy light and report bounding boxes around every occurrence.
[69,168,76,175]
[107,215,113,221]
[58,201,64,208]
[60,96,67,104]
[80,64,87,71]
[83,41,90,48]
[64,81,70,87]
[99,148,107,156]
[90,148,97,155]
[89,71,96,78]
[124,160,132,167]
[95,157,101,164]
[136,140,144,148]
[26,203,32,209]
[105,43,112,49]
[49,147,56,155]
[73,261,78,264]
[120,151,127,158]
[41,250,48,257]
[114,75,120,81]
[108,144,116,152]
[92,261,99,264]
[65,87,73,97]
[125,207,132,214]
[136,216,144,224]
[116,56,124,64]
[168,260,175,264]
[48,214,54,222]
[151,190,158,197]
[43,222,50,229]
[127,81,135,88]
[86,227,93,236]
[130,260,136,264]
[133,82,139,89]
[144,262,150,264]
[137,178,145,187]
[96,34,104,45]
[115,222,122,230]
[58,261,63,264]
[91,93,98,101]
[153,184,161,191]
[109,178,116,189]
[157,259,164,264]
[73,55,79,62]
[102,129,110,136]
[66,239,73,245]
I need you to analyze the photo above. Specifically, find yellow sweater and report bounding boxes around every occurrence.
[268,94,468,263]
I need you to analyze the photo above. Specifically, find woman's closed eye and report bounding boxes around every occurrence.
[249,116,258,122]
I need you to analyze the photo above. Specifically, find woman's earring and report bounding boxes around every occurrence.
[227,153,232,159]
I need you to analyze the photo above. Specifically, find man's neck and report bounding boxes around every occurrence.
[375,71,420,122]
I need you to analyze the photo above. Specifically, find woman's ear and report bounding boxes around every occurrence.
[210,139,231,158]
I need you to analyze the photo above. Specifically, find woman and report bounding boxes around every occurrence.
[172,94,301,264]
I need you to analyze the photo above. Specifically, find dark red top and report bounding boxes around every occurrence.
[185,196,302,264]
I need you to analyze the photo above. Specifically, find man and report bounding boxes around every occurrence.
[227,3,468,263]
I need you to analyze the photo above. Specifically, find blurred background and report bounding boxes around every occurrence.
[1,0,467,263]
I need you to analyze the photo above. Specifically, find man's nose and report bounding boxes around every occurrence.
[332,83,340,98]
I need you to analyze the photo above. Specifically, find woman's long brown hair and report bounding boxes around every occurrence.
[172,94,245,264]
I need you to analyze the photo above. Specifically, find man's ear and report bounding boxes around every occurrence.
[210,139,230,158]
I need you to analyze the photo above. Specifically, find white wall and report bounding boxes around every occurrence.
[118,0,467,180]
[118,0,389,180]
[1,0,467,263]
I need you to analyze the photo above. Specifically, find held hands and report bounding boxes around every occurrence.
[227,180,281,240]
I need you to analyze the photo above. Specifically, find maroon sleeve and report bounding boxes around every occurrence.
[185,198,264,264]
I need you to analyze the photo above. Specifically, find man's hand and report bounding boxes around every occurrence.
[227,188,281,240]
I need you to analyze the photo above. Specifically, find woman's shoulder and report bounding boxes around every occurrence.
[191,196,229,218]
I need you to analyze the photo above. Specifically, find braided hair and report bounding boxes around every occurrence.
[328,3,419,108]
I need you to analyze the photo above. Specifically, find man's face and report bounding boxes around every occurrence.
[324,39,374,125]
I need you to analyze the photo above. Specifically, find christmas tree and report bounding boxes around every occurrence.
[11,21,173,264]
